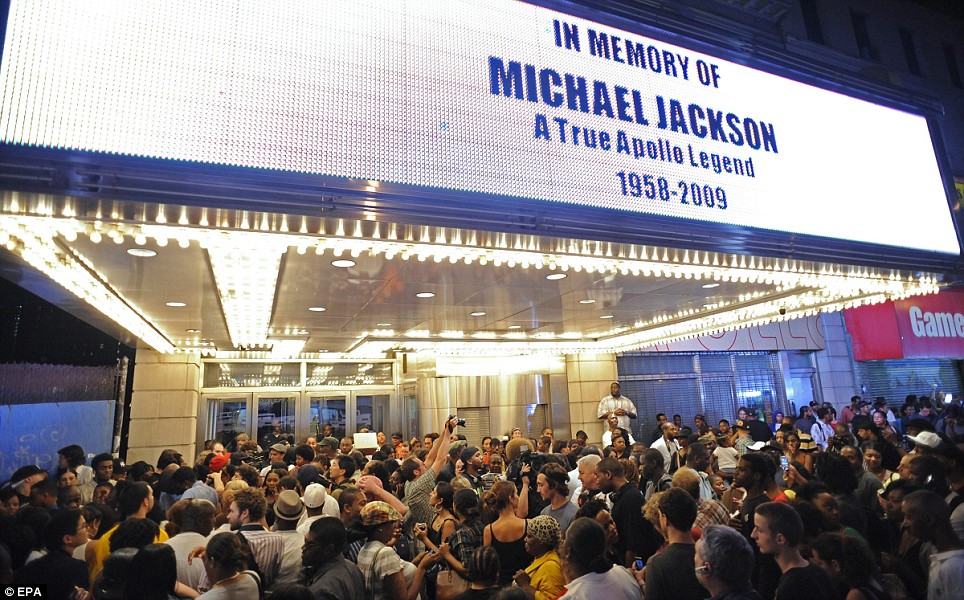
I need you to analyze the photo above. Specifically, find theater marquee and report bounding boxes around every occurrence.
[0,0,957,254]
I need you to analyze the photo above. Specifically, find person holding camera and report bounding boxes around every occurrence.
[399,416,460,540]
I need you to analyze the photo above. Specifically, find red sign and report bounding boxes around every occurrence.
[845,291,964,360]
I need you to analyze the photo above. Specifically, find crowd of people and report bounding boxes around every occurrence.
[0,385,962,600]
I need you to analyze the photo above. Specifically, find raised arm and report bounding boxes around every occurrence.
[427,418,456,476]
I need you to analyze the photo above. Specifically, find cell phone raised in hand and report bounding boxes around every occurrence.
[780,455,789,472]
[634,557,644,570]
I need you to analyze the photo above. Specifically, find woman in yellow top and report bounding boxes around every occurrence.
[512,515,565,600]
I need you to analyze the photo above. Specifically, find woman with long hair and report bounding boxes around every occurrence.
[124,543,180,600]
[557,518,639,600]
[436,489,486,578]
[481,481,531,587]
[197,532,260,599]
[784,431,813,475]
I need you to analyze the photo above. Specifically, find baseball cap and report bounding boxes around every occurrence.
[296,465,321,489]
[273,490,306,521]
[208,453,230,473]
[360,501,402,526]
[302,483,328,509]
[269,443,287,454]
[10,465,46,485]
[319,437,340,449]
[460,446,480,465]
[747,441,767,451]
[734,420,750,430]
[907,431,942,450]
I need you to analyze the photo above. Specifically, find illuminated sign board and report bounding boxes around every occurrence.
[0,0,958,254]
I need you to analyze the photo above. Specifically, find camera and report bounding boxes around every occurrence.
[449,414,467,427]
[779,308,787,315]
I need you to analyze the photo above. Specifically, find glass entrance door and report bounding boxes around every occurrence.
[204,390,395,449]
[254,393,298,448]
[308,394,348,440]
[204,395,250,450]
[307,391,393,439]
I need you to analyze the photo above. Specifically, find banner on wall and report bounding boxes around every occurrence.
[0,0,958,254]
[845,290,964,360]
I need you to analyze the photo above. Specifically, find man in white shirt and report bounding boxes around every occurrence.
[810,408,834,451]
[271,490,308,590]
[597,382,636,433]
[650,422,681,474]
[164,499,215,591]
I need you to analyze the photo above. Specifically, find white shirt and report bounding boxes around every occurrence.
[928,548,964,600]
[165,532,208,590]
[650,436,680,471]
[270,529,305,590]
[597,395,636,432]
[811,421,834,451]
[560,566,640,600]
[602,429,636,447]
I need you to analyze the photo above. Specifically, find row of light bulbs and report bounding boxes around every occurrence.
[0,210,943,357]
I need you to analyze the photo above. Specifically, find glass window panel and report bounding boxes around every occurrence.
[204,362,300,387]
[309,396,347,440]
[208,398,247,449]
[256,396,296,448]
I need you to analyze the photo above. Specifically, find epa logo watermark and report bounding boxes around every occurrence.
[3,587,46,598]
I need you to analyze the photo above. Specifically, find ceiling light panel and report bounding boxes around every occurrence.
[207,240,284,348]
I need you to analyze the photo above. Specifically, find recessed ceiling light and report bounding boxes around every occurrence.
[545,273,567,281]
[507,325,522,329]
[185,328,201,333]
[165,301,186,307]
[126,248,156,258]
[600,315,614,319]
[579,299,595,304]
[308,306,327,312]
[416,292,435,298]
[470,311,487,317]
[376,322,392,327]
[331,259,356,268]
[701,283,720,289]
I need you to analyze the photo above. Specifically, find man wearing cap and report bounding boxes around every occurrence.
[298,483,341,538]
[318,436,340,461]
[732,420,755,457]
[271,489,308,589]
[9,465,47,505]
[261,443,290,479]
[304,517,365,600]
[597,382,636,434]
[745,410,773,443]
[460,446,485,495]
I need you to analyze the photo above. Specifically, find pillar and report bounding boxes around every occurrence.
[565,353,618,444]
[126,344,201,464]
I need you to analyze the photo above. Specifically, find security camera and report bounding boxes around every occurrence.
[779,308,787,316]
